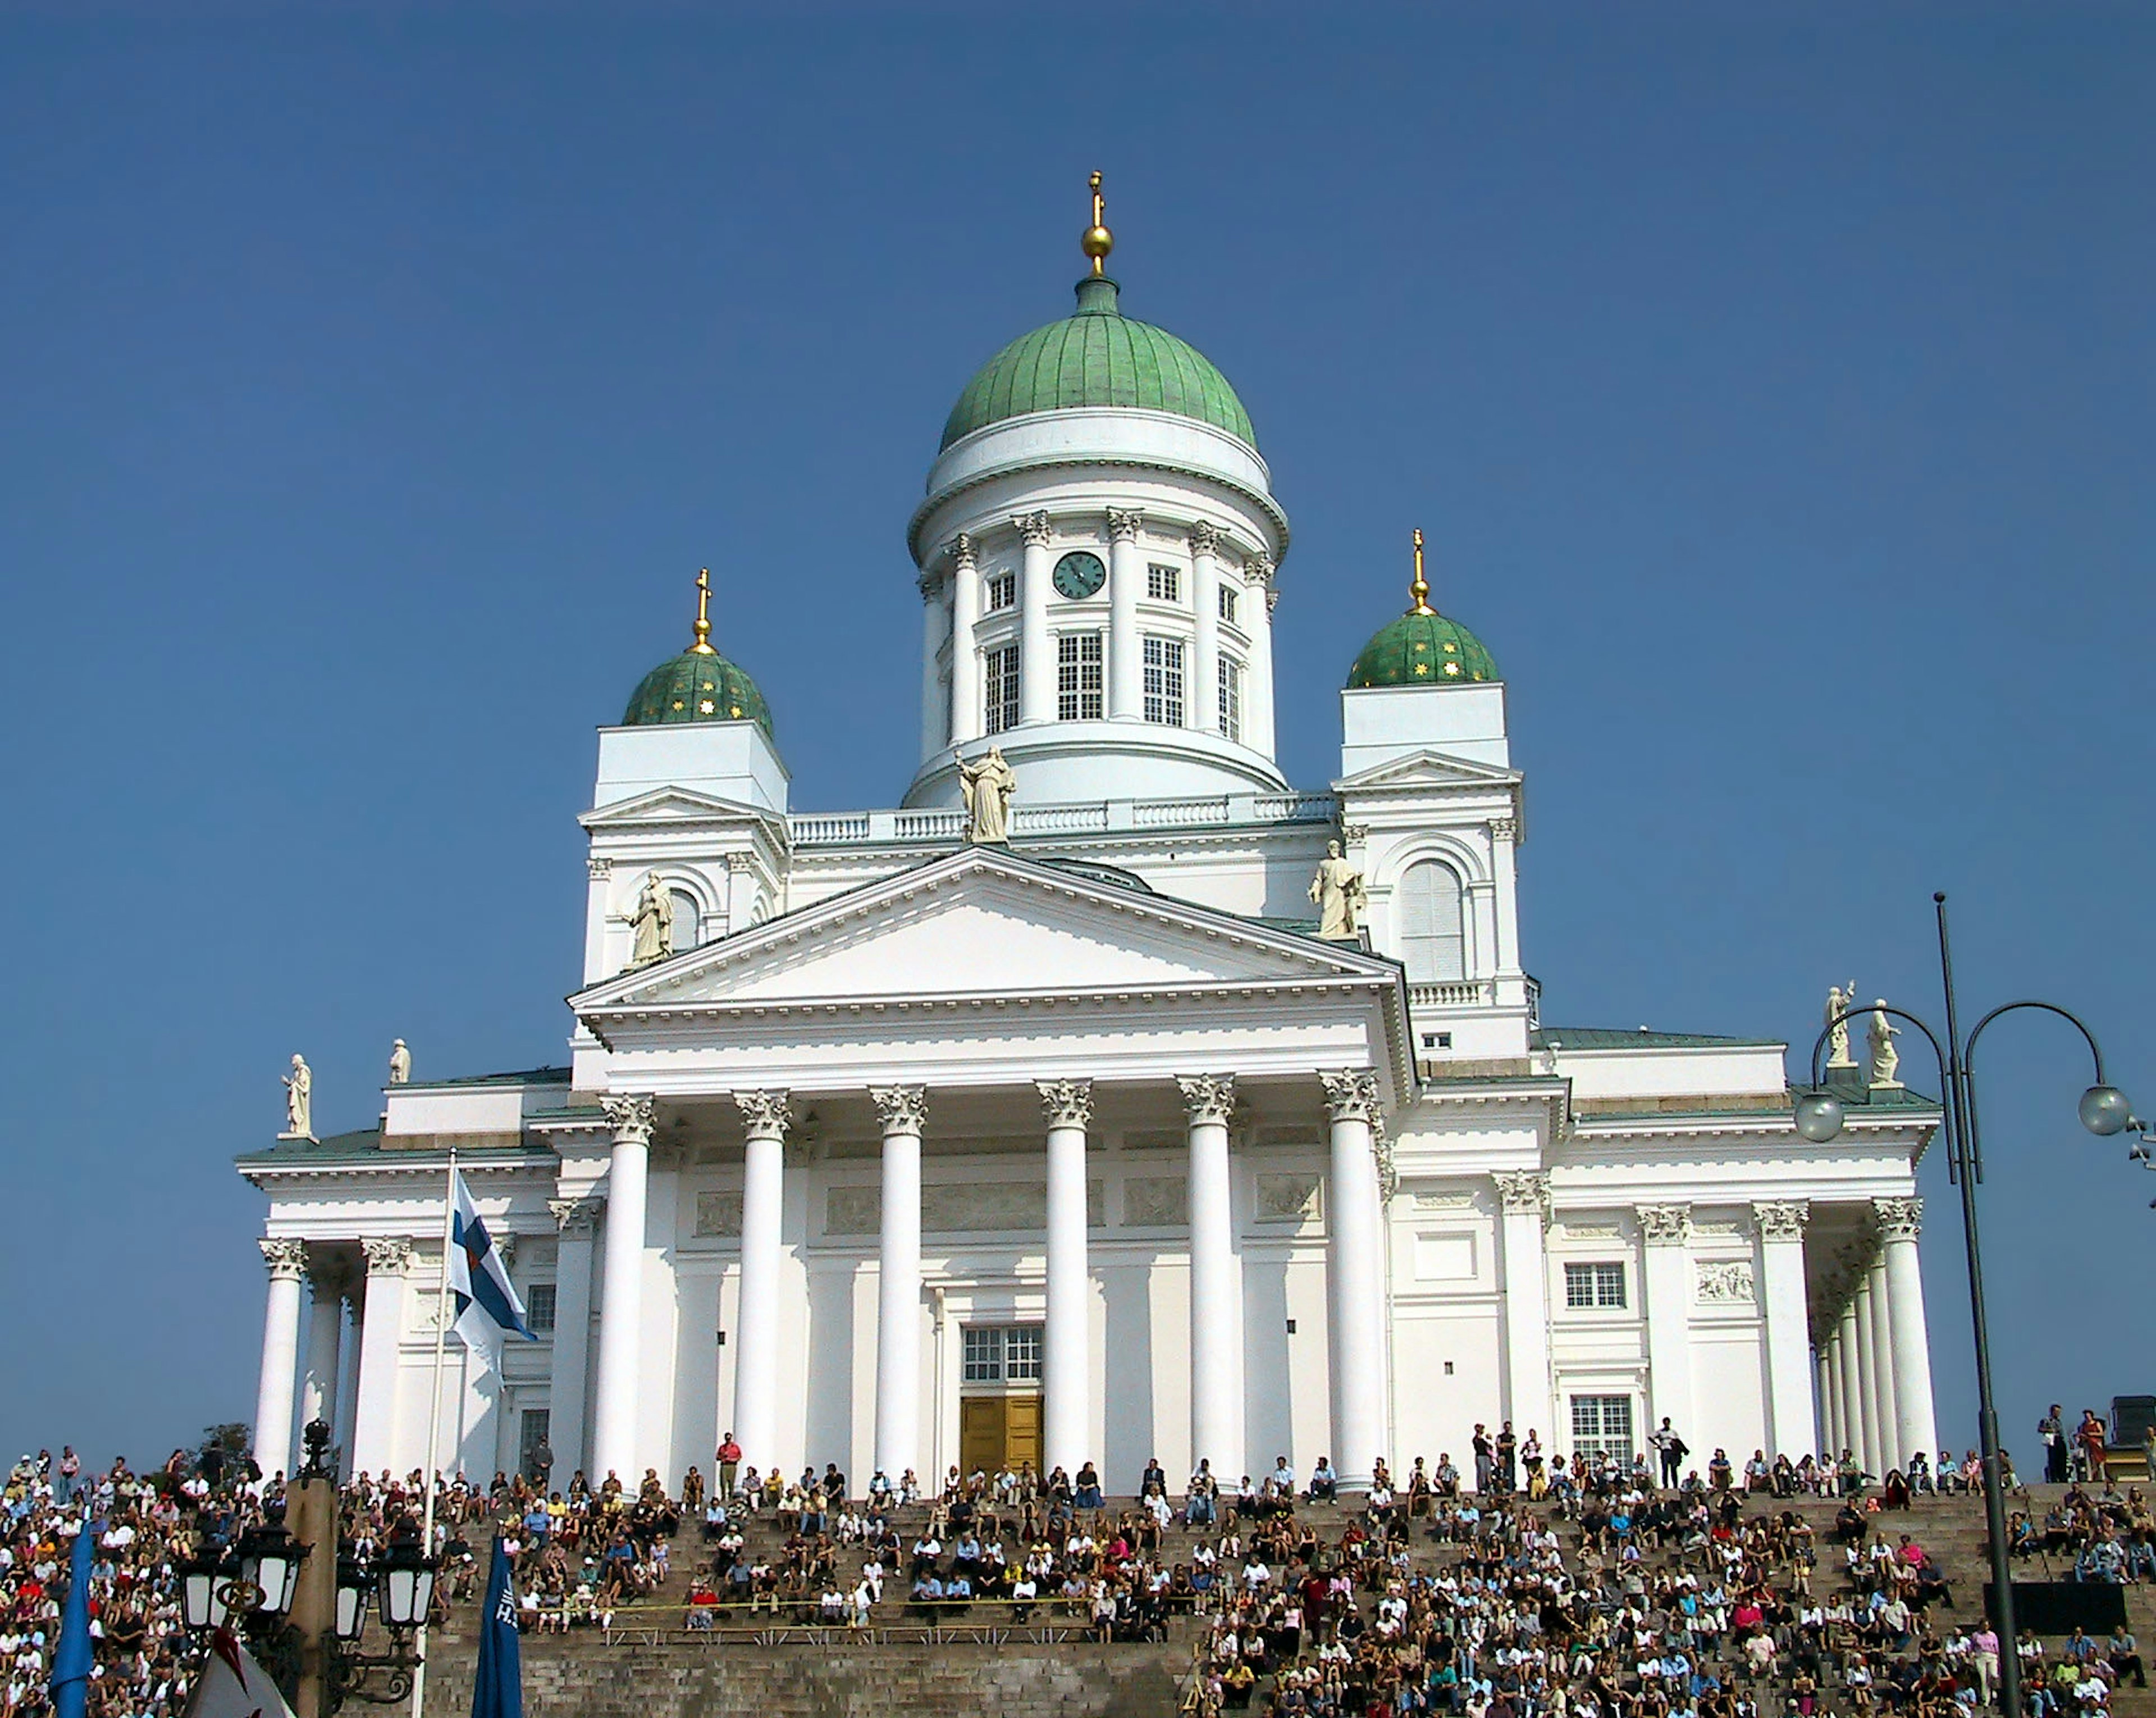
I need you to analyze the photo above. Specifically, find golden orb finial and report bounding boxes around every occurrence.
[1081,170,1113,276]
[689,567,717,654]
[1408,528,1435,616]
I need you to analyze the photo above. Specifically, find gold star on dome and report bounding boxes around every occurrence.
[1414,663,1430,676]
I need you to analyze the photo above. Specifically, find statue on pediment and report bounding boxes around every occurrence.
[631,871,675,967]
[387,1039,411,1086]
[1825,980,1858,1068]
[281,1054,313,1138]
[960,746,1016,845]
[1868,1000,1903,1089]
[1309,840,1367,940]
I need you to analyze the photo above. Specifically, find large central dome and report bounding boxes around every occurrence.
[939,276,1257,453]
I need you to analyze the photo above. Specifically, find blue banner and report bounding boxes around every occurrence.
[471,1536,523,1718]
[49,1520,96,1718]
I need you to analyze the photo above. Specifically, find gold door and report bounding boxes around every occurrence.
[960,1397,1005,1477]
[1003,1393,1042,1474]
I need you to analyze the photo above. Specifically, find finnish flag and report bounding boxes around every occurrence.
[450,1170,536,1355]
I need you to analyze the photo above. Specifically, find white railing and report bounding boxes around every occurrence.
[789,790,1336,847]
[1252,791,1337,822]
[789,813,871,844]
[893,809,965,840]
[1409,981,1492,1011]
[1012,803,1110,835]
[1132,796,1232,828]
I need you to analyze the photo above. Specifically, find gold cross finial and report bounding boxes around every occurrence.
[1409,528,1435,615]
[1082,170,1113,276]
[689,568,717,654]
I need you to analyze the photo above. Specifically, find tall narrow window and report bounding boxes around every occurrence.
[986,571,1016,613]
[1396,860,1465,982]
[1057,633,1103,721]
[1218,656,1244,742]
[524,1283,559,1333]
[1146,564,1181,603]
[669,890,701,951]
[1218,585,1239,626]
[1143,636,1185,726]
[1570,1395,1635,1461]
[984,645,1020,735]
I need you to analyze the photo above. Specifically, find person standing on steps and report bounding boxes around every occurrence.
[2040,1405,2069,1484]
[717,1432,743,1500]
[1651,1417,1689,1490]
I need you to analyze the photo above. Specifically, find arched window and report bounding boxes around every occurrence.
[1396,861,1465,982]
[669,889,701,952]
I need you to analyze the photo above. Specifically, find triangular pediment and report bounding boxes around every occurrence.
[573,846,1397,1015]
[1334,749,1522,792]
[581,786,782,830]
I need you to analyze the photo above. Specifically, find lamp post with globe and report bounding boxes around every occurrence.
[1792,893,2132,1718]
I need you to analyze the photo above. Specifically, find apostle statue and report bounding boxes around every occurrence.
[387,1038,412,1086]
[1867,1000,1903,1089]
[1308,840,1368,941]
[282,1053,313,1138]
[960,745,1016,845]
[1825,979,1859,1069]
[630,871,675,966]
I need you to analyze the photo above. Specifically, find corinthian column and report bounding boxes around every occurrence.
[1179,1074,1240,1475]
[1875,1198,1938,1470]
[1322,1069,1387,1488]
[872,1085,928,1483]
[302,1259,346,1435]
[1189,522,1222,735]
[947,535,982,746]
[591,1094,655,1484]
[547,1197,601,1482]
[253,1238,309,1481]
[1637,1205,1694,1447]
[1039,1079,1094,1477]
[1755,1201,1814,1459]
[1865,1248,1900,1473]
[733,1090,791,1475]
[352,1238,413,1478]
[1495,1172,1553,1443]
[1243,554,1277,759]
[1107,509,1145,720]
[1016,512,1054,726]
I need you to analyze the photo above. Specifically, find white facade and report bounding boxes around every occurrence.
[239,249,1942,1500]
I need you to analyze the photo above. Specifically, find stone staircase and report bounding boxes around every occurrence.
[411,1486,2156,1718]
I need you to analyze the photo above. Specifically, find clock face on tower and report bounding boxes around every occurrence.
[1052,550,1107,600]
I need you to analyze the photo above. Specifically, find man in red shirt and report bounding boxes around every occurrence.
[717,1434,743,1500]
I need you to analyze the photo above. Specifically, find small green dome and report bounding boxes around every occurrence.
[623,647,774,739]
[941,276,1257,452]
[1347,609,1499,689]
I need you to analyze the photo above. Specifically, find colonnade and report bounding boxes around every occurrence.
[1812,1197,1938,1475]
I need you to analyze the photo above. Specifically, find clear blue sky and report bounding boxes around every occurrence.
[3,2,2149,1470]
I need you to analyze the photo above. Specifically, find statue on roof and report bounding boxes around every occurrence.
[1868,1000,1903,1090]
[960,746,1016,845]
[281,1053,313,1138]
[630,871,675,967]
[1309,840,1367,941]
[388,1039,411,1086]
[1825,980,1859,1069]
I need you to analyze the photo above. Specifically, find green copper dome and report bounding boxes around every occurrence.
[940,276,1257,452]
[623,648,774,737]
[1347,609,1499,689]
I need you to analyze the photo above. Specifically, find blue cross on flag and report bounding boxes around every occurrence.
[451,1169,536,1354]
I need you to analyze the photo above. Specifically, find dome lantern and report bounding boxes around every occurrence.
[622,568,775,738]
[1345,530,1499,689]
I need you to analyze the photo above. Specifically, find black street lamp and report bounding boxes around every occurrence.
[1792,892,2130,1718]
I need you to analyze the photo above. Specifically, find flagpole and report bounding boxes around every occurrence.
[410,1145,457,1718]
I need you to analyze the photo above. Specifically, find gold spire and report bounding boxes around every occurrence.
[1081,170,1113,276]
[1408,528,1436,615]
[689,567,716,654]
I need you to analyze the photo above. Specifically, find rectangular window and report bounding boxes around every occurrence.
[519,1409,551,1477]
[1218,585,1239,626]
[524,1282,558,1333]
[986,571,1016,613]
[1143,636,1185,726]
[984,645,1020,735]
[962,1327,1002,1383]
[1218,655,1243,742]
[1003,1327,1043,1382]
[1563,1261,1627,1310]
[1057,632,1103,721]
[1147,563,1180,604]
[961,1324,1044,1384]
[1571,1395,1635,1462]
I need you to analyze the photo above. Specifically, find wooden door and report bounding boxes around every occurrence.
[1004,1393,1042,1474]
[960,1397,1005,1478]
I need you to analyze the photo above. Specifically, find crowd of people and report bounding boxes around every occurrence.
[2,1422,2150,1718]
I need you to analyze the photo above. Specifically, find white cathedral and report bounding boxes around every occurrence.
[240,188,1944,1503]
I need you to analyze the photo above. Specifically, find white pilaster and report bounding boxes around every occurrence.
[1755,1201,1815,1459]
[547,1197,601,1483]
[1322,1069,1387,1488]
[1835,1297,1866,1465]
[1817,1349,1836,1455]
[733,1089,791,1474]
[1495,1170,1554,1450]
[591,1094,655,1485]
[1016,512,1054,727]
[1823,1339,1844,1455]
[947,535,981,746]
[872,1086,928,1483]
[351,1238,412,1478]
[1180,1074,1240,1475]
[919,569,948,755]
[1189,523,1221,735]
[1637,1205,1695,1451]
[1489,817,1523,979]
[1866,1252,1901,1473]
[1243,554,1277,759]
[1850,1270,1881,1474]
[302,1261,345,1433]
[1039,1079,1094,1478]
[253,1238,308,1481]
[1107,509,1144,720]
[1876,1199,1938,1470]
